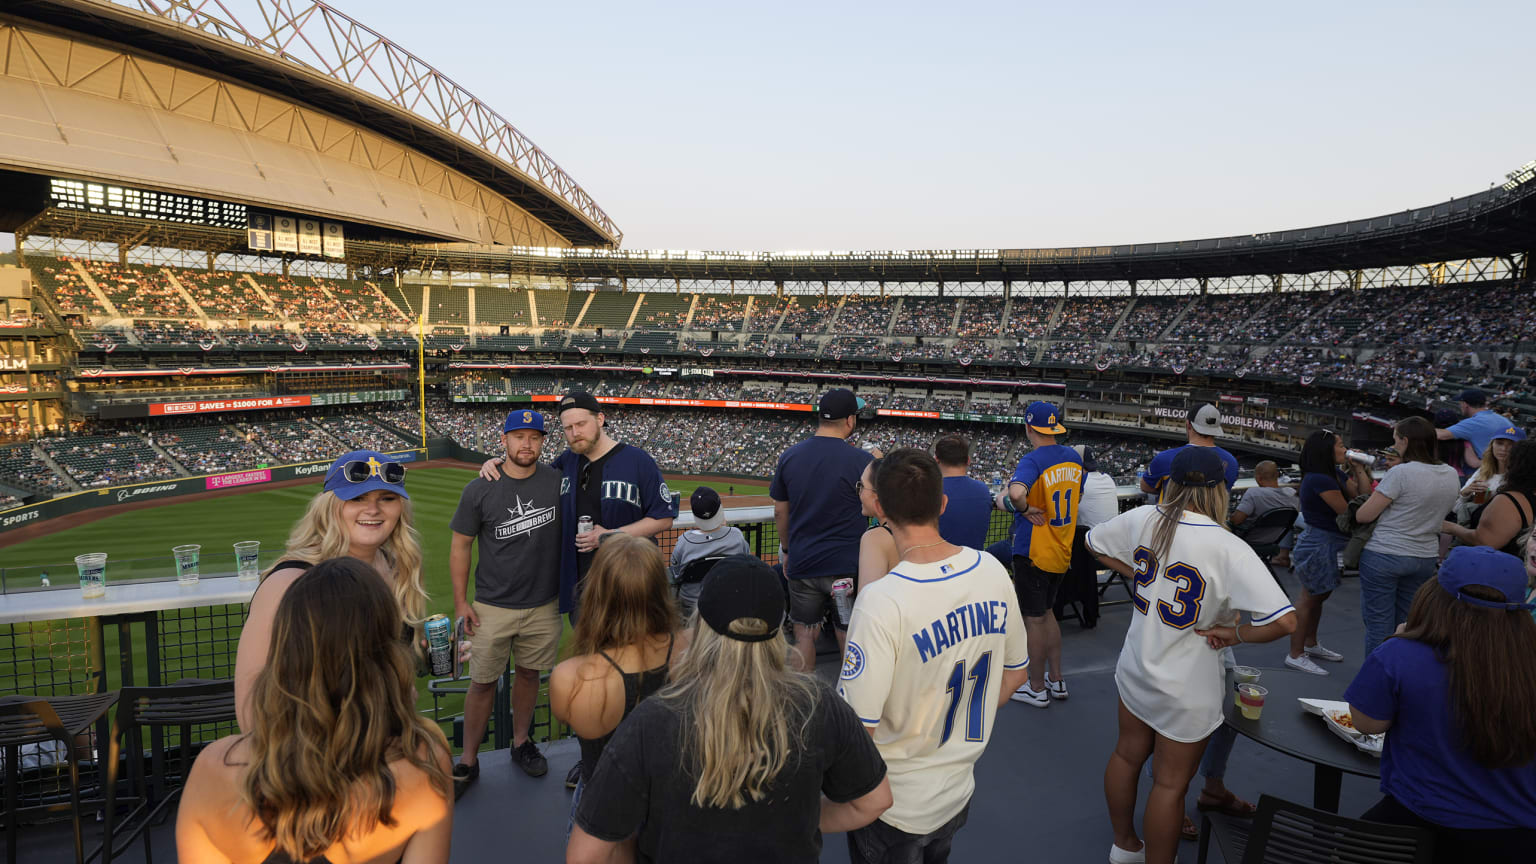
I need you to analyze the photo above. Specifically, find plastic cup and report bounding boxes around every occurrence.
[75,553,107,600]
[1233,666,1261,707]
[234,541,261,582]
[1238,683,1268,720]
[172,544,201,586]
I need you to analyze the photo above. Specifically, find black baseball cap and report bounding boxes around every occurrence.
[1456,388,1488,407]
[1170,446,1225,488]
[819,388,867,420]
[697,555,786,642]
[690,486,725,532]
[557,390,602,416]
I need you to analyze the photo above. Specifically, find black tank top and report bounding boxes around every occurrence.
[1492,490,1533,559]
[577,634,674,783]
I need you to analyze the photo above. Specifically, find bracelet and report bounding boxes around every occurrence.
[1235,624,1245,643]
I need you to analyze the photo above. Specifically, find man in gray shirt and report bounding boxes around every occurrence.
[450,409,563,788]
[1231,461,1300,565]
[669,486,748,619]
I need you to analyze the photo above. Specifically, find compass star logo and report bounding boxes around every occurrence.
[494,494,556,540]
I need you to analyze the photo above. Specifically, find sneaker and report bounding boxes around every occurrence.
[1010,682,1051,707]
[1305,643,1344,663]
[1108,841,1146,864]
[1046,677,1069,700]
[1285,653,1329,676]
[565,760,582,790]
[511,740,548,777]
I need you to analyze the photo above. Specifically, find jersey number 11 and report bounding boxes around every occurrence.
[940,652,992,745]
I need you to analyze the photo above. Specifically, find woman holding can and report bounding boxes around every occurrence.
[1285,430,1372,676]
[234,449,428,731]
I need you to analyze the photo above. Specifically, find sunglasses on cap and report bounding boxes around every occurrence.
[336,458,405,485]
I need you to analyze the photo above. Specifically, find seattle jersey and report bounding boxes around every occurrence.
[838,548,1028,834]
[1009,444,1084,573]
[552,443,678,612]
[1087,505,1293,742]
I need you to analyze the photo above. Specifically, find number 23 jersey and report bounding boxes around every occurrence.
[1087,505,1293,742]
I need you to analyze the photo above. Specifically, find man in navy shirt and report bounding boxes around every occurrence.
[771,388,874,672]
[933,434,993,550]
[1436,388,1515,470]
[1141,402,1240,498]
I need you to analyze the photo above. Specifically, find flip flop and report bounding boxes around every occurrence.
[1180,816,1199,842]
[453,761,479,801]
[1196,791,1257,818]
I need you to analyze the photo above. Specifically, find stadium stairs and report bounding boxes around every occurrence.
[32,446,82,493]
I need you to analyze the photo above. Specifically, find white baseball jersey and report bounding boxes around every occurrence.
[838,548,1028,834]
[1087,504,1293,742]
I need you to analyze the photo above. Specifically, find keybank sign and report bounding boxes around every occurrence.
[291,463,330,477]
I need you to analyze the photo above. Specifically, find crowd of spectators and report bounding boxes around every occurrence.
[1116,296,1190,341]
[86,264,195,319]
[835,296,897,334]
[1055,297,1129,337]
[956,297,1005,337]
[1167,294,1273,343]
[312,415,410,452]
[237,419,341,464]
[252,274,349,322]
[151,425,268,474]
[688,295,750,331]
[176,271,279,319]
[28,258,107,314]
[315,278,410,324]
[893,298,955,336]
[134,320,220,347]
[40,433,175,488]
[0,444,73,494]
[777,297,837,333]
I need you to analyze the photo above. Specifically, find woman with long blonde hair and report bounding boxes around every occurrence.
[178,557,453,863]
[567,555,891,863]
[234,450,427,730]
[550,534,678,816]
[1088,448,1296,864]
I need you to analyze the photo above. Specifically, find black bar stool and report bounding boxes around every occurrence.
[0,692,120,864]
[101,680,235,864]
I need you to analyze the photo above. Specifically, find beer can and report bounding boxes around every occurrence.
[577,515,594,535]
[425,613,453,677]
[831,578,854,628]
[451,615,468,680]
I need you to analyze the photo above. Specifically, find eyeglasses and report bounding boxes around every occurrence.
[855,480,869,494]
[580,462,593,491]
[336,458,405,485]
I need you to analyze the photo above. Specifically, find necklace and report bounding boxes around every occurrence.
[901,540,949,558]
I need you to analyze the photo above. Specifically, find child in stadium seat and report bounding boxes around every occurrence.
[177,558,453,863]
[668,486,749,620]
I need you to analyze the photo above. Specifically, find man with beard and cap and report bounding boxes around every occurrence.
[452,409,563,786]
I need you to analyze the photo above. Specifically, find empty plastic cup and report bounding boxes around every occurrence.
[234,541,261,582]
[75,553,107,600]
[172,544,201,586]
[1233,666,1261,707]
[1237,683,1268,720]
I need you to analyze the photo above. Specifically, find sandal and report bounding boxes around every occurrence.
[1180,815,1199,842]
[453,760,479,801]
[1196,791,1257,818]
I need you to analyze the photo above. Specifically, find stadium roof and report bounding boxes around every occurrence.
[7,0,621,248]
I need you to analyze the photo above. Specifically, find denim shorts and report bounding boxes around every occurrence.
[1290,527,1347,595]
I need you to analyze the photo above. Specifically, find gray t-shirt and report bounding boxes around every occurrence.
[450,464,562,609]
[1365,462,1461,558]
[669,526,750,611]
[1236,485,1299,518]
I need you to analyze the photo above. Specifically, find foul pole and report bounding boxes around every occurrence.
[417,313,427,453]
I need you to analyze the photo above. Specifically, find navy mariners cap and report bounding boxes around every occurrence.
[690,486,726,532]
[1456,388,1488,406]
[1024,401,1066,435]
[557,390,602,416]
[819,388,866,420]
[503,408,546,434]
[697,555,787,642]
[1071,444,1098,473]
[322,450,409,501]
[1491,426,1526,443]
[1437,546,1534,612]
[1169,446,1224,489]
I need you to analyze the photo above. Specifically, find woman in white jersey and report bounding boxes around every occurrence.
[1088,447,1297,864]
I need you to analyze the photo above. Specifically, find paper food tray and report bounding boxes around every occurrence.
[1297,698,1350,716]
[1320,708,1385,758]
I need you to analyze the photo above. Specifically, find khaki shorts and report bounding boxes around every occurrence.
[468,599,561,683]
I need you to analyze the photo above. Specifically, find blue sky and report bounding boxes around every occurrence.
[15,1,1536,252]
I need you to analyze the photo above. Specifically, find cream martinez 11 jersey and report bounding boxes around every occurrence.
[838,548,1028,834]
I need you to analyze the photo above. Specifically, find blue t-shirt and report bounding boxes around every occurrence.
[770,436,873,580]
[1143,444,1239,495]
[552,443,678,612]
[1447,409,1516,458]
[1344,638,1536,830]
[938,474,993,551]
[1299,469,1349,536]
[1008,443,1084,565]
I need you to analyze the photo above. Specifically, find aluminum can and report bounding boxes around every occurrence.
[831,578,854,627]
[425,613,453,677]
[451,616,468,680]
[1345,449,1374,467]
[577,516,594,535]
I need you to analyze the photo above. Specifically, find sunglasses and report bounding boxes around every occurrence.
[580,462,593,491]
[336,459,405,485]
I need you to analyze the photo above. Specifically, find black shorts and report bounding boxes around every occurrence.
[1013,556,1065,618]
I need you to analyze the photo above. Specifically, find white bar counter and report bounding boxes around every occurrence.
[0,575,257,625]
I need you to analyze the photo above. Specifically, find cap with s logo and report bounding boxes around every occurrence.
[503,409,546,434]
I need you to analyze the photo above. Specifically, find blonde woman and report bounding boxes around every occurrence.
[1454,427,1523,525]
[1089,448,1297,864]
[551,535,678,824]
[567,555,892,863]
[178,558,453,863]
[234,450,427,731]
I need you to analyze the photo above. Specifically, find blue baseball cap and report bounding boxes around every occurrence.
[1024,401,1066,435]
[1491,426,1527,444]
[322,450,410,501]
[1170,446,1225,488]
[1437,546,1534,612]
[504,409,546,434]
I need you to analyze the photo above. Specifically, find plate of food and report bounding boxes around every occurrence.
[1321,707,1384,757]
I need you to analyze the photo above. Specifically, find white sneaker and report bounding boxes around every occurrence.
[1305,643,1344,663]
[1046,677,1069,700]
[1108,842,1146,864]
[1285,653,1329,676]
[1010,682,1051,707]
